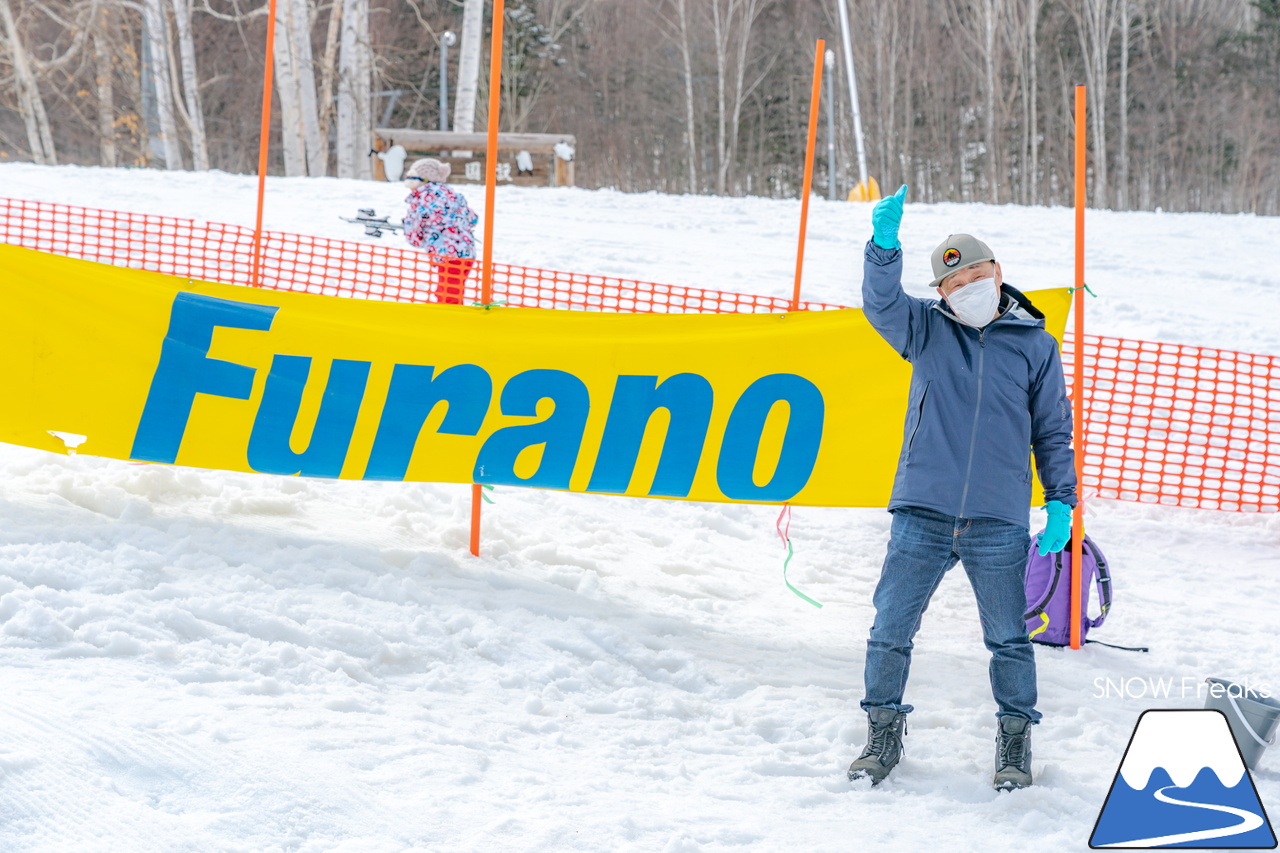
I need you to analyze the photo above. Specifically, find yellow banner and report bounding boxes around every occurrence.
[0,245,1069,506]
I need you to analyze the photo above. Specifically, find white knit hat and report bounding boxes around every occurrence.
[404,157,451,186]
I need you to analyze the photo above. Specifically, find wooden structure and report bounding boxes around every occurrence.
[370,129,576,187]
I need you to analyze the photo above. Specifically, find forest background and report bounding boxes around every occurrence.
[1,0,1276,214]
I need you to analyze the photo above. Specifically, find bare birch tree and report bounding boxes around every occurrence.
[708,0,770,194]
[670,0,698,193]
[452,0,482,134]
[942,0,1004,203]
[1026,0,1039,205]
[273,0,324,175]
[1071,0,1120,208]
[1117,0,1131,209]
[290,0,324,173]
[142,0,183,168]
[171,0,209,169]
[317,0,342,162]
[0,0,57,163]
[335,0,369,178]
[273,0,306,175]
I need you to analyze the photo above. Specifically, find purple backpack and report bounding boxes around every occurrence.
[1023,533,1112,647]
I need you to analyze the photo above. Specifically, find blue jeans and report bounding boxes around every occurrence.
[861,506,1041,723]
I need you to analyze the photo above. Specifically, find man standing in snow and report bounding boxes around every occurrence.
[847,185,1076,791]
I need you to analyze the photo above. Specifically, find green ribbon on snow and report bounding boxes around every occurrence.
[777,504,822,609]
[783,538,823,609]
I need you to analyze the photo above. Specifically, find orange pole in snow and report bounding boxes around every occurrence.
[1070,85,1087,650]
[249,0,280,288]
[469,483,483,556]
[471,0,506,557]
[791,39,825,312]
[479,0,505,306]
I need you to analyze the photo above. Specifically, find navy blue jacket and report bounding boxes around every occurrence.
[862,241,1077,527]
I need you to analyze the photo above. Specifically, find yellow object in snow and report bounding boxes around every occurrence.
[848,177,882,202]
[0,244,1069,507]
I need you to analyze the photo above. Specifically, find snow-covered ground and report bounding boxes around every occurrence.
[1,163,1278,852]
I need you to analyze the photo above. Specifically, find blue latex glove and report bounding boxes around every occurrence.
[871,184,909,250]
[1038,500,1073,556]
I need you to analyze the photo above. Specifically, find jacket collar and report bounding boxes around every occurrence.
[932,283,1046,330]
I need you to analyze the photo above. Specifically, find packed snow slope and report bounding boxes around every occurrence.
[0,163,1277,853]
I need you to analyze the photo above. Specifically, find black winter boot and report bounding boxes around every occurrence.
[993,715,1033,790]
[847,707,907,784]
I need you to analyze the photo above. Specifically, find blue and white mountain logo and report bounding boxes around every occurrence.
[1090,710,1276,848]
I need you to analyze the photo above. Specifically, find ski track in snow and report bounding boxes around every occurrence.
[0,163,1277,851]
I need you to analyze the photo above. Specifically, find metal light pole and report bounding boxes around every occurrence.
[439,30,457,132]
[836,0,870,193]
[825,48,836,201]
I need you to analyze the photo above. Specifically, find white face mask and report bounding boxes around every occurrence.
[942,277,1001,327]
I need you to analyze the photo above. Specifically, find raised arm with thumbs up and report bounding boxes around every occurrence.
[848,182,1077,792]
[870,184,909,250]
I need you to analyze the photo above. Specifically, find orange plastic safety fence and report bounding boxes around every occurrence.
[1062,333,1280,513]
[2,196,1278,513]
[0,197,843,314]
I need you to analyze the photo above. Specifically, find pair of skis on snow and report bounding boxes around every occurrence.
[339,209,402,238]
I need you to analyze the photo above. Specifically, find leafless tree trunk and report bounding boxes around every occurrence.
[870,2,902,189]
[656,0,700,192]
[273,0,307,175]
[171,0,208,169]
[710,1,730,194]
[677,0,698,193]
[452,0,483,134]
[92,4,117,166]
[998,1,1031,203]
[317,0,343,167]
[335,0,370,178]
[981,0,1000,203]
[1028,0,1039,205]
[1117,0,1130,209]
[142,0,183,168]
[1072,0,1119,208]
[943,0,1003,203]
[726,0,770,194]
[709,0,769,195]
[0,0,57,163]
[294,0,324,173]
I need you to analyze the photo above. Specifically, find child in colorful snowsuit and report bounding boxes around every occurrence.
[402,158,479,305]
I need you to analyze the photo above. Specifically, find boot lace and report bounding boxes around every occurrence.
[862,717,905,760]
[999,730,1026,769]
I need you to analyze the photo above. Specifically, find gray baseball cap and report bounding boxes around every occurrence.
[929,234,996,288]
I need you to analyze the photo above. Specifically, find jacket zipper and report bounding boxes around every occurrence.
[906,382,930,460]
[957,328,986,517]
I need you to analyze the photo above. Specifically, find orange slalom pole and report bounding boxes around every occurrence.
[1070,85,1087,650]
[791,39,825,312]
[469,483,482,556]
[479,0,506,305]
[250,0,280,287]
[471,0,506,556]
